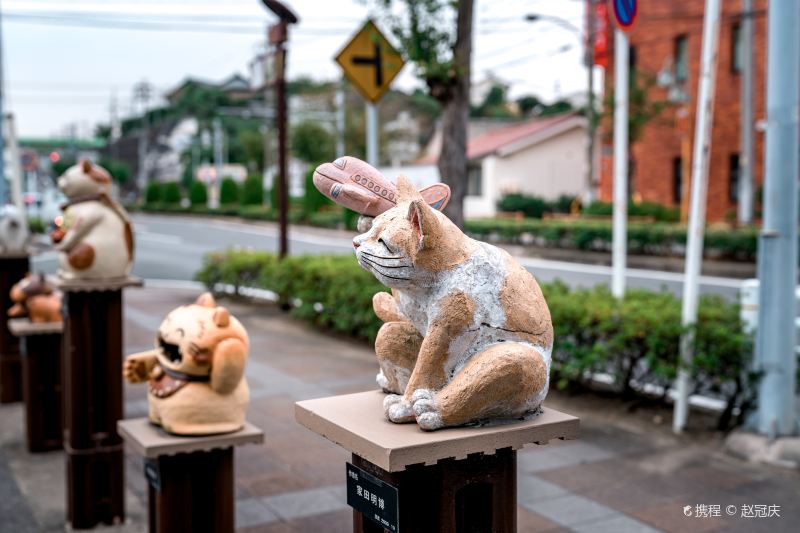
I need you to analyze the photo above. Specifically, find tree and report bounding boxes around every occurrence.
[472,84,514,118]
[99,158,131,185]
[602,70,671,143]
[290,120,335,164]
[373,0,474,228]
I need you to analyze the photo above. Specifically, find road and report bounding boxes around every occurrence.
[32,213,743,300]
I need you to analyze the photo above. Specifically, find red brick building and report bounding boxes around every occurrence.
[598,0,769,222]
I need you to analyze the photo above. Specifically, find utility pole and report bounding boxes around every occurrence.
[336,79,346,157]
[366,102,378,166]
[4,114,23,212]
[0,0,7,205]
[134,80,152,193]
[673,0,722,433]
[755,0,799,438]
[211,117,223,209]
[737,0,755,225]
[260,0,299,260]
[585,0,596,204]
[611,28,629,299]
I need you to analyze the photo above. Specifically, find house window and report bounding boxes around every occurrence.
[729,154,740,203]
[467,163,482,196]
[629,45,637,73]
[674,35,688,82]
[731,24,743,73]
[673,157,682,205]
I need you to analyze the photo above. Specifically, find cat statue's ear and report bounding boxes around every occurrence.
[407,198,439,251]
[396,175,423,203]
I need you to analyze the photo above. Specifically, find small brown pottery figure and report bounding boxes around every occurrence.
[8,273,62,323]
[123,293,249,436]
[321,169,554,431]
[52,160,134,280]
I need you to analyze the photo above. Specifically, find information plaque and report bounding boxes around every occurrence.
[346,461,399,532]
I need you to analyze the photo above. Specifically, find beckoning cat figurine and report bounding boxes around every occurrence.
[351,176,553,431]
[313,156,451,217]
[8,273,62,323]
[0,205,30,254]
[51,160,134,280]
[123,293,250,436]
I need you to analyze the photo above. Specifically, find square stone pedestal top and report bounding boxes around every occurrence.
[118,418,264,459]
[7,318,63,336]
[295,390,580,472]
[55,275,144,292]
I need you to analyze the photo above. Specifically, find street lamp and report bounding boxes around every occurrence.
[524,11,596,204]
[259,0,299,259]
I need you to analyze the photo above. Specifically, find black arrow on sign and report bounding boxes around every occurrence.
[352,42,383,87]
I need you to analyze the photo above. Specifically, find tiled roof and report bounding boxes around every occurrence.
[467,113,578,160]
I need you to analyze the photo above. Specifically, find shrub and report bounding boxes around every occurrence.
[162,182,182,205]
[219,177,239,205]
[497,193,549,219]
[145,182,161,204]
[302,167,332,216]
[188,180,208,207]
[195,250,761,429]
[27,217,46,234]
[583,201,680,222]
[241,174,264,206]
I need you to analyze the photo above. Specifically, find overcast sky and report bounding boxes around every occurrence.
[1,0,591,138]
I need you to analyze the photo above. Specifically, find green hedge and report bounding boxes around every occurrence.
[241,174,264,206]
[584,201,681,222]
[465,218,759,261]
[220,178,239,205]
[189,180,208,207]
[195,249,761,430]
[162,182,182,205]
[497,193,577,219]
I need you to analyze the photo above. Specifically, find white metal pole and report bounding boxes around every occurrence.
[755,0,800,438]
[336,81,346,158]
[210,118,223,209]
[611,29,629,299]
[366,102,378,166]
[0,0,7,205]
[738,0,754,225]
[673,0,722,434]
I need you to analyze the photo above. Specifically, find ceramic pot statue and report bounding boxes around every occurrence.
[313,156,451,218]
[8,273,62,323]
[0,205,30,254]
[51,160,134,280]
[123,293,250,436]
[315,163,554,431]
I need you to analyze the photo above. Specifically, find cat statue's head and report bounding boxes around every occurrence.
[155,293,249,378]
[57,160,112,198]
[353,176,477,289]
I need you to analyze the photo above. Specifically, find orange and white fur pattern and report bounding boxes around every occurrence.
[53,161,134,280]
[354,177,553,431]
[123,293,249,435]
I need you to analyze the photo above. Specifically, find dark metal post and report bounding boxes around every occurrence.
[262,1,298,259]
[19,330,63,452]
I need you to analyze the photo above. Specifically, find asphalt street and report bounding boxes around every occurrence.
[32,213,743,300]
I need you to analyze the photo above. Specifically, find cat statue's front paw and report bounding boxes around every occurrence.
[411,389,444,431]
[383,394,414,423]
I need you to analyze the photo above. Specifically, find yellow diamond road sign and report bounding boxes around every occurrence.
[336,20,405,104]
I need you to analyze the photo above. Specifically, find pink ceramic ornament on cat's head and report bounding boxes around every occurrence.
[313,156,450,217]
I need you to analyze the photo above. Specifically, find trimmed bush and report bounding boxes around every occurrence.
[302,167,332,215]
[584,201,680,223]
[219,178,240,205]
[464,218,759,261]
[188,180,208,207]
[162,182,182,205]
[195,249,762,430]
[145,182,161,204]
[27,217,46,234]
[241,174,264,206]
[498,193,548,218]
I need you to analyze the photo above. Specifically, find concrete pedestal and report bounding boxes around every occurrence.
[295,390,580,533]
[58,275,142,529]
[8,318,64,452]
[118,418,264,533]
[0,254,30,403]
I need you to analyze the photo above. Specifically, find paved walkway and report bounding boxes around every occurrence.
[0,286,797,532]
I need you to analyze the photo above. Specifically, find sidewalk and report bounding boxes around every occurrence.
[0,286,797,532]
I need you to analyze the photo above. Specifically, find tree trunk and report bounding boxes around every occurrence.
[437,0,473,229]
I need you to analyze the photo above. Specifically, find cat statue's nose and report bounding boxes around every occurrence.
[353,239,361,249]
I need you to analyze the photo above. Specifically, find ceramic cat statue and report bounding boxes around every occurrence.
[313,156,451,217]
[123,293,250,436]
[8,273,62,323]
[352,176,554,431]
[52,160,134,280]
[0,205,30,254]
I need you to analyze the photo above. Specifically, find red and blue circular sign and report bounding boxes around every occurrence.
[613,0,638,30]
